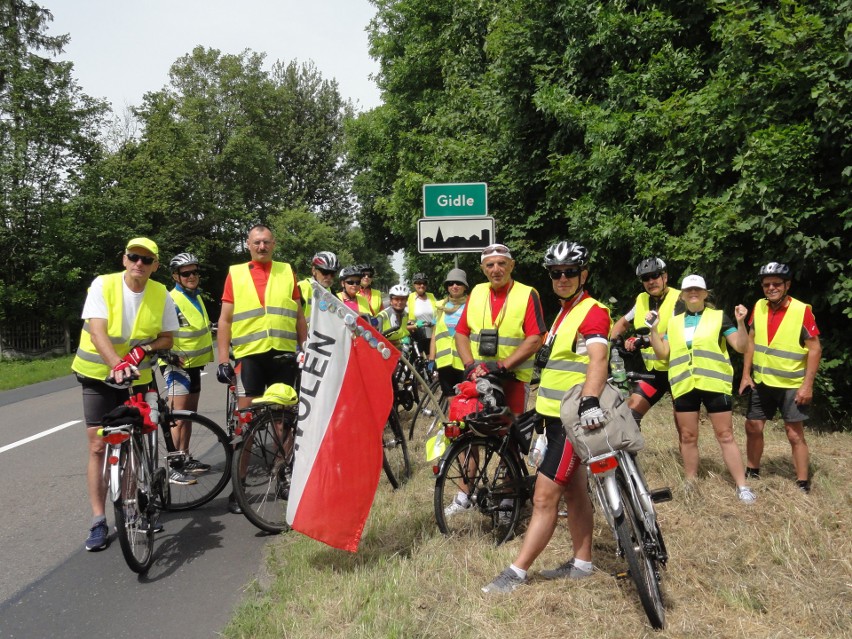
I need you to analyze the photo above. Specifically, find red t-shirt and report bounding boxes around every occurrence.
[221,261,301,306]
[548,291,611,349]
[747,297,819,344]
[455,282,546,338]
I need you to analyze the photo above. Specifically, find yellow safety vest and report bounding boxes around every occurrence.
[633,288,680,372]
[667,309,733,398]
[377,308,409,345]
[536,297,610,418]
[230,262,298,358]
[72,272,168,384]
[361,288,383,316]
[407,292,438,324]
[298,278,313,324]
[165,288,213,368]
[336,291,372,319]
[466,281,536,383]
[433,299,465,371]
[752,298,809,389]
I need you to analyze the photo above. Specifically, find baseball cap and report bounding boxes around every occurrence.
[681,274,707,290]
[126,237,159,259]
[480,243,512,263]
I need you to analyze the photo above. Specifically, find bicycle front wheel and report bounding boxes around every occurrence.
[160,410,232,511]
[232,410,295,533]
[114,439,155,574]
[434,436,524,545]
[382,411,411,487]
[614,475,666,629]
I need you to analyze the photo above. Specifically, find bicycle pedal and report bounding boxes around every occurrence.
[650,488,673,503]
[613,570,630,580]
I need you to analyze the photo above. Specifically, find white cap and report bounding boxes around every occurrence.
[681,274,707,290]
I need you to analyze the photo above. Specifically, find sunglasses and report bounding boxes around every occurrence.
[344,280,361,286]
[482,245,510,257]
[446,281,465,287]
[362,272,374,277]
[178,269,200,278]
[549,268,581,280]
[316,268,336,276]
[640,272,663,282]
[762,281,785,289]
[126,253,155,265]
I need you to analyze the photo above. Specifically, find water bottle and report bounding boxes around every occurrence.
[610,348,627,384]
[529,434,547,467]
[144,390,160,426]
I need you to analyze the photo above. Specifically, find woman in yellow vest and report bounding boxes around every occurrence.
[428,268,469,397]
[337,265,372,320]
[647,274,756,503]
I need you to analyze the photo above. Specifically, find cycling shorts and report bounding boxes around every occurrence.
[76,374,150,426]
[673,389,732,414]
[161,365,202,396]
[236,349,297,397]
[537,417,581,486]
[746,383,808,422]
[633,369,670,406]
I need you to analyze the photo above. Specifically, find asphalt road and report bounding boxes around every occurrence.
[0,365,275,639]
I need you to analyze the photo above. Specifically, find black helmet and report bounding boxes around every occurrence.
[339,265,362,280]
[543,241,589,268]
[412,272,427,283]
[758,262,791,281]
[169,252,199,271]
[359,263,374,275]
[312,251,339,271]
[635,257,666,277]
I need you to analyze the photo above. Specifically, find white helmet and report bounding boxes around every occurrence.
[389,284,410,298]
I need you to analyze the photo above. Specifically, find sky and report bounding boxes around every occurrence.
[44,0,383,114]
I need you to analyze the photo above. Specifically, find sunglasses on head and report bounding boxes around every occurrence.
[344,279,361,286]
[126,253,155,265]
[549,268,581,280]
[178,269,200,278]
[640,272,663,282]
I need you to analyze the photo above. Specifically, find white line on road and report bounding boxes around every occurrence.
[0,420,81,454]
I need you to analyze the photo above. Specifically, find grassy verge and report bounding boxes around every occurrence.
[223,399,852,639]
[0,355,74,391]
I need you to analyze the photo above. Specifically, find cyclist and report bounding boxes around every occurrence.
[429,268,469,398]
[72,237,178,551]
[407,272,437,354]
[483,241,606,593]
[646,274,756,503]
[215,224,307,514]
[337,265,373,319]
[377,284,411,348]
[455,243,545,417]
[161,252,214,484]
[297,251,339,324]
[358,263,385,316]
[609,257,682,426]
[738,262,821,493]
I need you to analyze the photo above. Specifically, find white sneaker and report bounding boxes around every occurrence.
[737,486,756,504]
[444,497,472,517]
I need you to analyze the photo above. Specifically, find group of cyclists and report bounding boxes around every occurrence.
[73,227,822,603]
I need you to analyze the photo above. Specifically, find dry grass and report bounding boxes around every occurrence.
[223,398,852,639]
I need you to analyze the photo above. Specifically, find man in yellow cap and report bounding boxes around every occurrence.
[72,237,178,552]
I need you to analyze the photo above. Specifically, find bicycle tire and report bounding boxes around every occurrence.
[232,409,295,533]
[409,381,444,441]
[159,410,232,511]
[614,473,666,629]
[114,439,155,574]
[382,410,411,487]
[434,436,524,545]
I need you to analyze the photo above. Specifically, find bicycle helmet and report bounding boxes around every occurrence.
[311,251,339,271]
[412,272,427,283]
[389,284,410,298]
[253,382,298,406]
[635,257,666,277]
[169,252,199,271]
[359,263,375,275]
[543,241,589,268]
[758,262,791,281]
[339,265,362,280]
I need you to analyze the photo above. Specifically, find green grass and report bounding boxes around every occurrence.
[0,355,74,391]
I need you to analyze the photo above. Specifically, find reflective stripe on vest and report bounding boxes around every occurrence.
[434,300,465,371]
[72,272,167,384]
[230,262,298,358]
[166,288,213,367]
[378,308,409,344]
[466,281,536,382]
[634,288,680,372]
[536,298,609,417]
[407,292,437,323]
[667,309,733,398]
[752,298,808,388]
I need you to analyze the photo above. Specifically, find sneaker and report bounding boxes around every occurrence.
[539,559,593,580]
[443,497,472,517]
[183,458,211,474]
[737,486,757,504]
[169,469,197,485]
[227,492,243,515]
[796,479,811,494]
[139,518,165,534]
[745,467,760,479]
[85,521,109,551]
[482,567,528,594]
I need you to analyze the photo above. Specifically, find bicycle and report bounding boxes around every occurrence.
[433,376,540,545]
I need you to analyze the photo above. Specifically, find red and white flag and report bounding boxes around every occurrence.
[286,283,400,552]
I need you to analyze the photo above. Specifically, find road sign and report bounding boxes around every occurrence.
[423,183,487,217]
[417,216,496,254]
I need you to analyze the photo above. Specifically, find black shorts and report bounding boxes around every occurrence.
[537,417,581,486]
[237,349,297,397]
[77,374,151,426]
[633,369,671,406]
[437,366,463,398]
[746,383,809,422]
[673,388,732,414]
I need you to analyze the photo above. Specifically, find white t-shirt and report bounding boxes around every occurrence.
[413,296,435,338]
[81,274,179,336]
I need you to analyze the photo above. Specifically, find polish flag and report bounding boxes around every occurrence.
[286,283,400,552]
